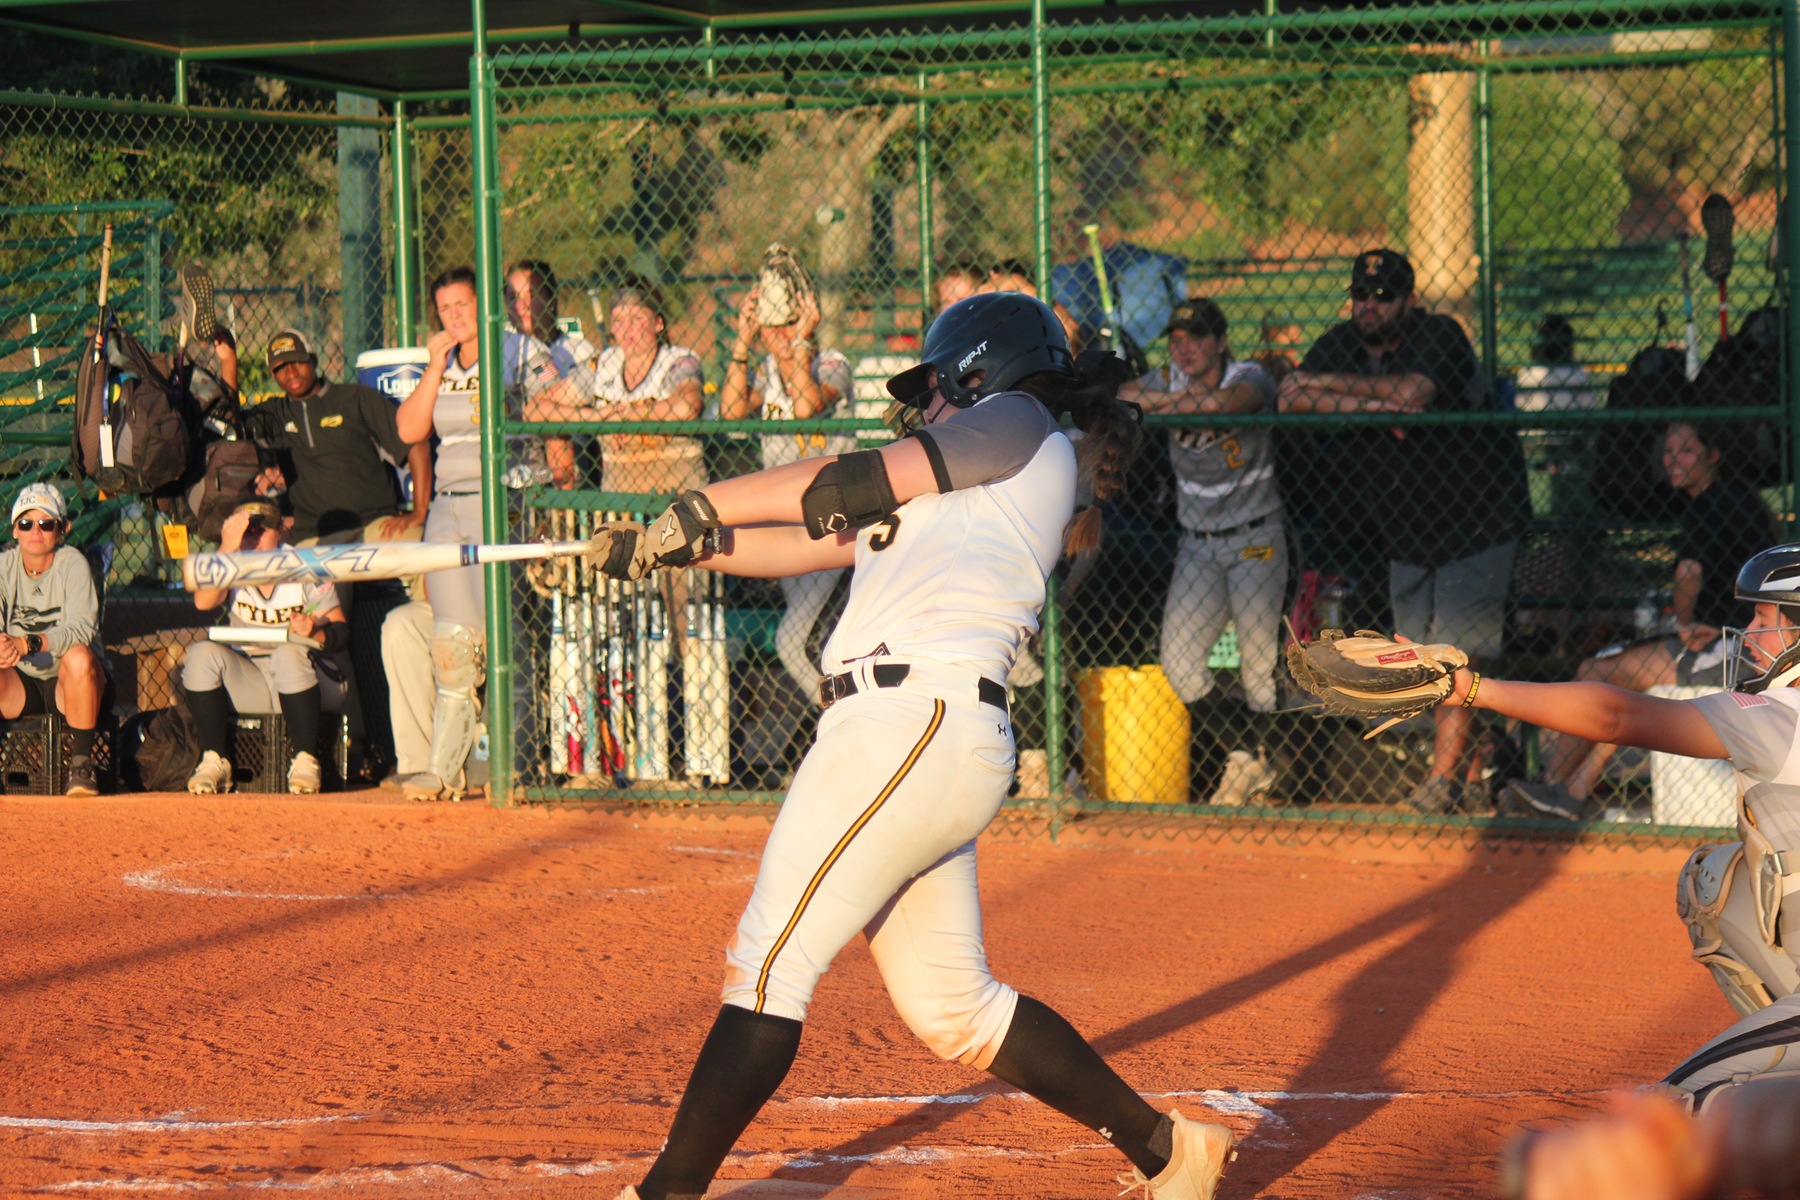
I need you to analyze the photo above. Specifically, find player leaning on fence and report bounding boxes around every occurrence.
[0,484,109,797]
[1279,249,1531,816]
[394,265,582,803]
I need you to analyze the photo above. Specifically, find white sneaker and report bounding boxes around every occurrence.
[1207,750,1254,807]
[288,751,322,795]
[1118,1109,1237,1200]
[186,750,234,795]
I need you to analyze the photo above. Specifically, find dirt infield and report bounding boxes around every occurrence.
[0,791,1725,1199]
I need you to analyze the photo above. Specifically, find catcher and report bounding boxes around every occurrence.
[1287,543,1800,1111]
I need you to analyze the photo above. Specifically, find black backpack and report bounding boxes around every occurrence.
[72,323,195,498]
[125,702,203,793]
[1693,305,1783,488]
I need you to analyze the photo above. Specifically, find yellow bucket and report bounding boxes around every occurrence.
[1075,666,1190,804]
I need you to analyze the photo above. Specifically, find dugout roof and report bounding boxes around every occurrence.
[0,0,1781,97]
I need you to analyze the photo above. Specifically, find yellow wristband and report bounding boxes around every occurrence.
[1461,671,1481,708]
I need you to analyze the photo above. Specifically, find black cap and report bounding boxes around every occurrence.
[1350,249,1414,296]
[266,329,316,372]
[1166,298,1227,339]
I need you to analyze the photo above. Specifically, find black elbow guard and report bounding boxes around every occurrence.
[316,620,349,655]
[802,450,898,540]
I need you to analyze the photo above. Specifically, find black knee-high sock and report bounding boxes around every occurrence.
[186,687,234,758]
[637,1005,803,1200]
[279,687,320,759]
[987,994,1170,1177]
[69,727,94,758]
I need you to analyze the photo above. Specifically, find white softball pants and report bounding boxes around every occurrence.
[1160,518,1288,712]
[722,663,1020,1069]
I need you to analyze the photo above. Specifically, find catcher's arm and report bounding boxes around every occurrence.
[1446,668,1727,761]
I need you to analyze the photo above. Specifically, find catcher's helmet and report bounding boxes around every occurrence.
[1727,544,1800,692]
[886,292,1076,410]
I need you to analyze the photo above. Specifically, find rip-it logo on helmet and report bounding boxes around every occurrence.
[957,341,989,374]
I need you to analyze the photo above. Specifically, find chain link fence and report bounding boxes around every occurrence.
[486,6,1791,838]
[2,4,1793,834]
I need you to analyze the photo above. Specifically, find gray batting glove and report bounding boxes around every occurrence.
[588,521,653,581]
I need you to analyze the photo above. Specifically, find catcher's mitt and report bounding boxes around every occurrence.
[1285,629,1468,738]
[756,242,816,327]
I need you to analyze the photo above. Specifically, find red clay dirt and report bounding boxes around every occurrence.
[0,791,1725,1199]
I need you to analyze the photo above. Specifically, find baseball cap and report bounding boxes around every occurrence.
[232,498,283,527]
[1166,298,1228,339]
[266,329,316,372]
[1350,249,1415,297]
[10,483,67,525]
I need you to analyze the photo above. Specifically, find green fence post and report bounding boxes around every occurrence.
[1787,0,1800,517]
[338,92,385,372]
[1475,56,1498,392]
[470,0,514,806]
[916,70,933,313]
[392,98,418,346]
[1030,0,1064,805]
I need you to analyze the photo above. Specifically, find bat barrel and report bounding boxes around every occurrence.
[181,539,593,592]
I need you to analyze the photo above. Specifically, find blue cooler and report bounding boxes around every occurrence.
[356,347,431,402]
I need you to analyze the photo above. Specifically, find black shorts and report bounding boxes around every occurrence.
[11,670,114,722]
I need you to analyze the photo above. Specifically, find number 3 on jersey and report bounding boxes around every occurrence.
[868,515,901,552]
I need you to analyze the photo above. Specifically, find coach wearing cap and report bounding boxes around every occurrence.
[0,483,110,796]
[249,330,435,783]
[251,330,433,544]
[1278,249,1530,816]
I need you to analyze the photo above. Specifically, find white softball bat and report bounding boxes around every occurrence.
[181,538,598,592]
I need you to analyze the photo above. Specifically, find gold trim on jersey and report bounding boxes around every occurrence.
[751,699,945,1013]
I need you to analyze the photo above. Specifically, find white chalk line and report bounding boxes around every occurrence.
[24,1084,1589,1192]
[121,864,397,903]
[3,1113,361,1134]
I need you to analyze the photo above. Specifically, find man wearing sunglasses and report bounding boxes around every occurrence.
[1278,249,1530,815]
[0,484,110,796]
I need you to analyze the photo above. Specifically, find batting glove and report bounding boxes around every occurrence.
[588,521,653,581]
[647,490,723,569]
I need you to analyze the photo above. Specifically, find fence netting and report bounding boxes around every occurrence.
[1,5,1791,835]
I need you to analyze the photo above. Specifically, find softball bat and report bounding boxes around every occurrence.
[182,538,601,592]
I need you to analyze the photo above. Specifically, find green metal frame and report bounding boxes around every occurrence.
[3,0,1795,813]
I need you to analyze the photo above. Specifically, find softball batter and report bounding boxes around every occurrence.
[601,293,1236,1200]
[1121,298,1285,805]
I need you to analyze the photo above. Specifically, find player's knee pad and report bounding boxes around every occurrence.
[428,624,485,787]
[1677,842,1796,1017]
[888,973,1019,1070]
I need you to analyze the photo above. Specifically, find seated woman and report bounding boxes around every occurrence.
[1504,420,1777,819]
[181,499,348,795]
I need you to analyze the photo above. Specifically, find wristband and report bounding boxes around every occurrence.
[1460,671,1482,708]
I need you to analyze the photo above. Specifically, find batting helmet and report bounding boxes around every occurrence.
[1728,544,1800,692]
[886,292,1076,411]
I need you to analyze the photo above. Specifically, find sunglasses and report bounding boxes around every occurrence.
[13,518,61,532]
[1349,286,1400,303]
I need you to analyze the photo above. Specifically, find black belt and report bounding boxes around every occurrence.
[1187,512,1274,540]
[819,663,1009,715]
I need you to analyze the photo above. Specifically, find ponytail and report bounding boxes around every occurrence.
[1016,364,1143,559]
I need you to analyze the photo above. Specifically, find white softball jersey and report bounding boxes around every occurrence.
[821,392,1073,686]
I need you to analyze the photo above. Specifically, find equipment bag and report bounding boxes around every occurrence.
[128,703,203,793]
[72,323,194,498]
